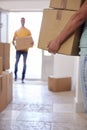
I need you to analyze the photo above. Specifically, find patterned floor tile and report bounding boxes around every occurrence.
[0,120,51,130]
[17,111,73,123]
[0,80,87,130]
[51,122,87,130]
[5,103,53,113]
[53,103,74,113]
[0,110,20,121]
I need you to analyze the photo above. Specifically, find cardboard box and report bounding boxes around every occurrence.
[4,43,10,70]
[15,36,34,50]
[0,57,2,74]
[48,76,71,92]
[0,71,13,112]
[0,43,10,70]
[0,75,2,94]
[49,0,85,11]
[38,9,82,56]
[7,72,13,104]
[0,74,7,112]
[2,71,13,104]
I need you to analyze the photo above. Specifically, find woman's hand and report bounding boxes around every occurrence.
[47,38,61,54]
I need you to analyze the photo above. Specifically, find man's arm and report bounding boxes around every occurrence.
[47,0,87,54]
[12,32,16,46]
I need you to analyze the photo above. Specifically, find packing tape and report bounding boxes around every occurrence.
[56,10,62,20]
[60,0,67,9]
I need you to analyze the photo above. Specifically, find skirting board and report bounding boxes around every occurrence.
[74,97,85,113]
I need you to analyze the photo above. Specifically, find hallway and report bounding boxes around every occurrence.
[0,80,87,130]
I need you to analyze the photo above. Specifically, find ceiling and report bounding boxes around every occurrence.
[0,0,50,11]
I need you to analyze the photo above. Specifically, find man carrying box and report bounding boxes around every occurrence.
[12,17,34,83]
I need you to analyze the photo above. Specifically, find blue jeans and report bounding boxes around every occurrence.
[14,50,28,80]
[80,56,87,112]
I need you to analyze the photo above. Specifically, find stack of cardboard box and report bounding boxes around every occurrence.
[38,0,85,56]
[0,43,13,112]
[38,0,85,92]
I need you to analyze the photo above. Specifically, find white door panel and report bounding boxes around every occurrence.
[0,11,8,42]
[41,50,54,81]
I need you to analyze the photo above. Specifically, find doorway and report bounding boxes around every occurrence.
[8,12,42,80]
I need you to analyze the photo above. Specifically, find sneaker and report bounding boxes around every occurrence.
[14,75,17,81]
[22,80,24,83]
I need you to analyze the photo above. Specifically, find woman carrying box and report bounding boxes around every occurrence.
[47,0,87,112]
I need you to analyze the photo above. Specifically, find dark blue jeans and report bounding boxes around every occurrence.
[14,50,28,80]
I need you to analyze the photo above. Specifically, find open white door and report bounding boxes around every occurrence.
[41,50,54,81]
[0,10,8,42]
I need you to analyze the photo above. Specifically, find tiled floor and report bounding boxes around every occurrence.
[0,80,87,130]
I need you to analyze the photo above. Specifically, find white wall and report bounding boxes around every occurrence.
[53,54,75,77]
[53,54,76,90]
[0,0,50,11]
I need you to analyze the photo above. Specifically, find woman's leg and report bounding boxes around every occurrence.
[80,55,87,112]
